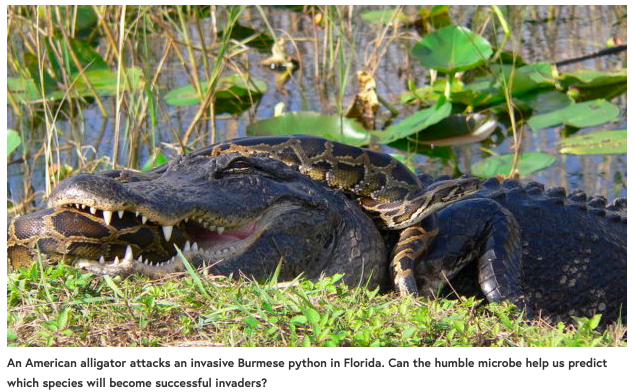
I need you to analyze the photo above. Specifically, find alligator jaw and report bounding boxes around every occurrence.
[70,204,300,276]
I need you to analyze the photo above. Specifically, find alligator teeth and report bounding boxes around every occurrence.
[208,225,216,231]
[162,225,173,241]
[124,245,134,262]
[103,210,113,226]
[118,210,124,219]
[192,242,198,251]
[99,255,105,265]
[81,204,86,209]
[114,256,120,265]
[135,211,140,217]
[217,226,225,235]
[90,207,97,215]
[184,240,191,252]
[75,203,80,209]
[184,217,189,223]
[141,215,148,224]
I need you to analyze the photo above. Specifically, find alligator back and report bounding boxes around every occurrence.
[425,175,627,324]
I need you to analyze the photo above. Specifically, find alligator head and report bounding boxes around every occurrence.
[8,153,387,286]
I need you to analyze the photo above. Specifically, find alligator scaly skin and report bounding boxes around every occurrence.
[416,175,626,324]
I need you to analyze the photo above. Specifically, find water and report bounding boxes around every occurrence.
[6,5,627,209]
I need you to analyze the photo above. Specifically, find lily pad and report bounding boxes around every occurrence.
[246,112,370,146]
[64,68,144,98]
[411,26,493,73]
[47,37,109,78]
[8,68,144,102]
[519,90,573,114]
[164,75,267,106]
[7,77,41,102]
[472,152,556,177]
[375,100,452,144]
[463,62,556,108]
[528,99,620,130]
[389,139,454,160]
[557,130,626,155]
[24,52,57,96]
[559,69,627,88]
[7,129,21,156]
[559,69,627,101]
[419,5,451,29]
[389,154,417,173]
[219,23,274,51]
[405,113,498,146]
[360,8,414,25]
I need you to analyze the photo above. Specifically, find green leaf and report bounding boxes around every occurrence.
[40,6,98,36]
[528,99,620,130]
[360,8,413,25]
[8,68,144,102]
[103,275,125,298]
[141,151,168,172]
[519,91,573,114]
[557,130,626,155]
[164,74,267,106]
[243,317,259,328]
[560,68,627,88]
[57,307,70,330]
[63,68,144,98]
[422,5,451,29]
[559,69,627,101]
[46,37,108,82]
[24,52,57,96]
[219,23,274,51]
[246,112,370,146]
[472,152,556,177]
[462,62,556,107]
[411,26,493,73]
[395,113,498,147]
[389,154,416,172]
[290,315,307,326]
[376,101,452,144]
[7,129,21,156]
[305,308,321,325]
[587,314,602,330]
[7,77,41,102]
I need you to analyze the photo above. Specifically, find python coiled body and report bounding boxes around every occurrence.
[201,136,480,293]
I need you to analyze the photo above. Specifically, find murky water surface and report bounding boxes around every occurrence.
[7,5,627,208]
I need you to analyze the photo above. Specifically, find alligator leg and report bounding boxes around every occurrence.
[391,214,439,296]
[416,198,527,309]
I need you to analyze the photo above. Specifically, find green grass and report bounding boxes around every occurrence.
[7,263,626,347]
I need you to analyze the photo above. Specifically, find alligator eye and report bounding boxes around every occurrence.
[226,158,251,170]
[216,157,252,178]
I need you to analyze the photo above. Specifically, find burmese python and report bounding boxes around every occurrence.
[9,135,480,294]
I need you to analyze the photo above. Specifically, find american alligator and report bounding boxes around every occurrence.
[7,135,627,325]
[8,153,389,287]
